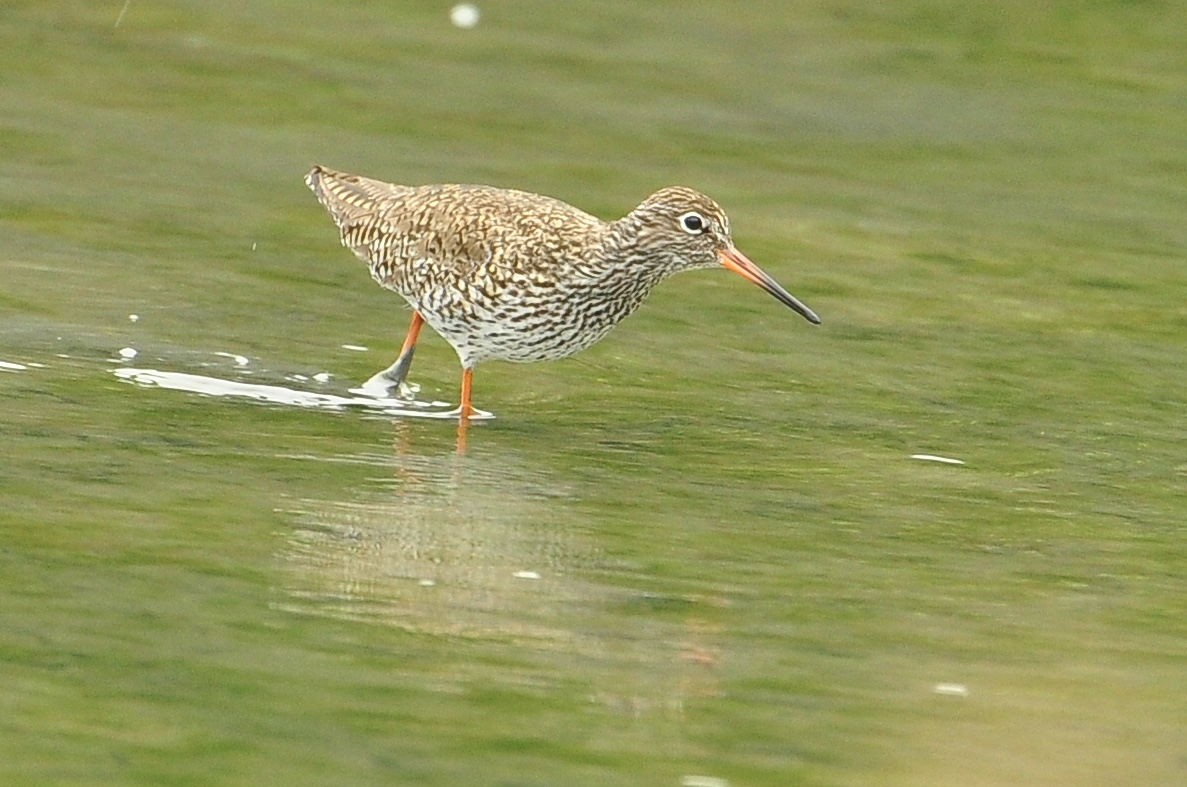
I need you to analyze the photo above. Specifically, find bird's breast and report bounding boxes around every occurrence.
[405,268,656,366]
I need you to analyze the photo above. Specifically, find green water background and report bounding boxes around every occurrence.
[2,2,1185,785]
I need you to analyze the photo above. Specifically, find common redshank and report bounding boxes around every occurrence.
[306,166,820,420]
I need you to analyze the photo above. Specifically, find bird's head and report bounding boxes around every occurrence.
[624,187,821,324]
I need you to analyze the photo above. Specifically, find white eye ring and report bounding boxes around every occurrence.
[679,211,707,235]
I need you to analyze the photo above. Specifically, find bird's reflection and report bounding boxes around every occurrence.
[275,427,723,717]
[278,436,584,642]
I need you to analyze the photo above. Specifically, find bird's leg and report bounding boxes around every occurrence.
[384,311,425,386]
[459,366,476,421]
[363,311,424,398]
[454,367,476,450]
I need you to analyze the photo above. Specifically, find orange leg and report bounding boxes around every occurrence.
[380,311,425,387]
[455,366,476,451]
[401,311,425,354]
[459,367,475,420]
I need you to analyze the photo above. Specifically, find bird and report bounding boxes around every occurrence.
[305,166,820,421]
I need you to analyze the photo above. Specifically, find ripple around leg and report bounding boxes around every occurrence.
[351,368,420,400]
[113,367,487,420]
[444,404,494,421]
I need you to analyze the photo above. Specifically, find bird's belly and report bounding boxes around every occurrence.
[407,285,631,366]
[424,308,616,365]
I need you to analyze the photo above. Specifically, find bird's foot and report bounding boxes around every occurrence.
[393,381,419,400]
[354,369,419,400]
[444,404,494,421]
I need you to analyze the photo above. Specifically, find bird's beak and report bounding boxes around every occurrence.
[718,246,821,324]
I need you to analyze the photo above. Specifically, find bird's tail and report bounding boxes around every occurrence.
[305,166,419,267]
[306,166,394,224]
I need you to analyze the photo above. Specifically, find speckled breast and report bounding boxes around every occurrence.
[397,267,653,367]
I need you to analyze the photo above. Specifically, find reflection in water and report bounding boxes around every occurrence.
[275,438,722,717]
[278,450,585,641]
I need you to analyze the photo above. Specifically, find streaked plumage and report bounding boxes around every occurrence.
[306,165,819,420]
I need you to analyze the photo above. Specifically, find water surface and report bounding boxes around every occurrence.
[3,2,1186,786]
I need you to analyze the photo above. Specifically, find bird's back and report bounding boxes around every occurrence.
[305,166,606,291]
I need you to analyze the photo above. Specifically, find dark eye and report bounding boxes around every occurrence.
[679,212,706,234]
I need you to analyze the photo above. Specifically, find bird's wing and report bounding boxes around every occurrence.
[307,167,606,288]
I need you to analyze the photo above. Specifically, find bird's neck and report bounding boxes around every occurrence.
[526,215,666,330]
[596,215,675,292]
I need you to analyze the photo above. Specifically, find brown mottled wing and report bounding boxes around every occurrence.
[307,167,608,297]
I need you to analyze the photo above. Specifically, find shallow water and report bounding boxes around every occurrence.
[112,367,468,418]
[3,2,1187,786]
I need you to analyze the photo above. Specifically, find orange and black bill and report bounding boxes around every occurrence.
[718,247,821,325]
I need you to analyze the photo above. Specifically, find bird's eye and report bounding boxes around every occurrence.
[679,212,706,234]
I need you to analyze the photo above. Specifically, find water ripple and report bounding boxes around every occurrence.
[112,367,492,419]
